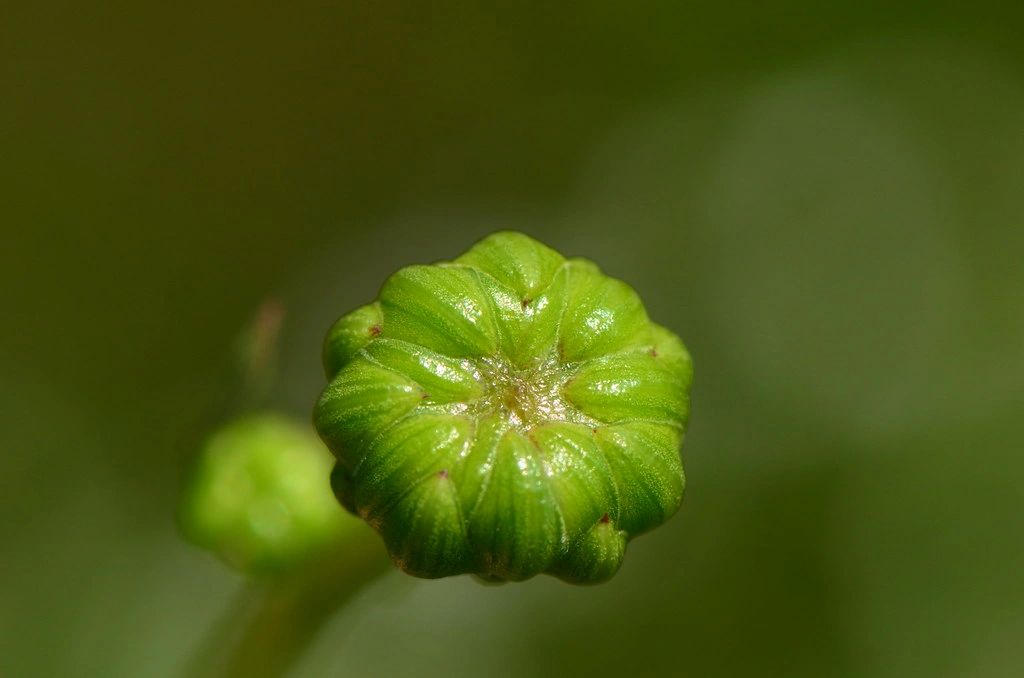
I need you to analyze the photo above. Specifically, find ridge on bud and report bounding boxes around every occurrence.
[314,231,692,583]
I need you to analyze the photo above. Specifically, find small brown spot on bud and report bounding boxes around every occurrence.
[648,348,658,358]
[369,324,382,337]
[438,469,449,478]
[521,298,532,309]
[599,513,610,524]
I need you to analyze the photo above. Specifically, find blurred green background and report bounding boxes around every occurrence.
[4,3,1024,676]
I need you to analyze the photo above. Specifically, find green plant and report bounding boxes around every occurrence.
[178,302,391,676]
[315,231,692,583]
[179,234,692,675]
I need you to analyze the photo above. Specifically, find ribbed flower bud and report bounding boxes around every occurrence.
[315,232,692,583]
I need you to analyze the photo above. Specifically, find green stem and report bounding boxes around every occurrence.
[191,528,390,678]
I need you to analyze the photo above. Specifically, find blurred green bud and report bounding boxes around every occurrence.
[179,412,355,575]
[315,232,692,583]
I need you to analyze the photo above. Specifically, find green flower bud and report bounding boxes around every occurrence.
[179,413,355,575]
[314,232,692,583]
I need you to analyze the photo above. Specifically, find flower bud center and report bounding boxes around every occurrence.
[474,355,593,430]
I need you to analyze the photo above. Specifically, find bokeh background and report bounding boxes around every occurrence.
[4,3,1024,676]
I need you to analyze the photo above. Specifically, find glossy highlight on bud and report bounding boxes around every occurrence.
[314,232,692,583]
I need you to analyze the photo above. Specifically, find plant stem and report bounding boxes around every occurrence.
[191,528,390,678]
